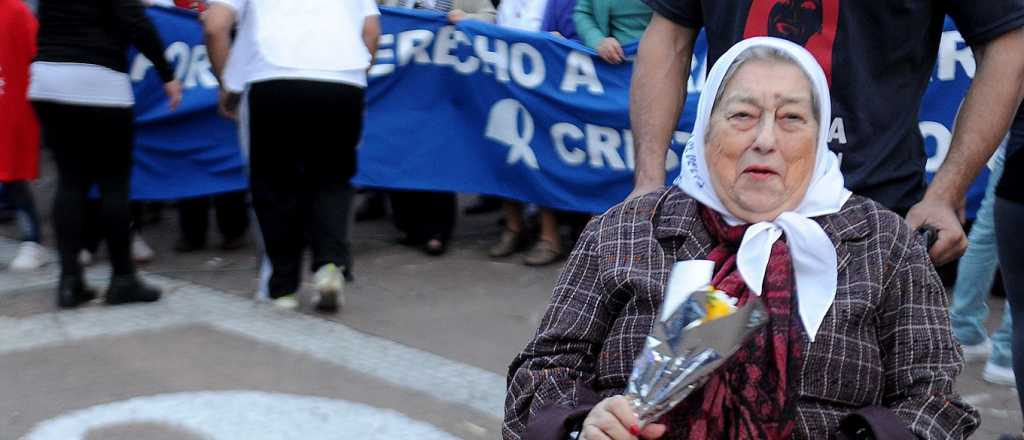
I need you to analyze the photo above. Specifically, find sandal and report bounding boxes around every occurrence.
[489,228,525,257]
[523,240,564,266]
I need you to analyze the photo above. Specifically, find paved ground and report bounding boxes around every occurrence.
[1,173,1021,438]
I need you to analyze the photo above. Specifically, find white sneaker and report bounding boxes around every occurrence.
[312,263,344,312]
[271,294,299,310]
[132,234,155,263]
[79,249,94,266]
[9,241,46,271]
[983,360,1016,387]
[961,338,993,362]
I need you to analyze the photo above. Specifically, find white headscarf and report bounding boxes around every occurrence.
[674,37,852,342]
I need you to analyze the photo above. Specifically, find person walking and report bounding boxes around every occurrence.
[30,0,182,308]
[0,0,45,271]
[204,0,380,312]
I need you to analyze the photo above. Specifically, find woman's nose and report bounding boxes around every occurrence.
[751,120,777,153]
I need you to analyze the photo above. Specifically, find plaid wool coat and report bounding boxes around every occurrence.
[504,187,979,440]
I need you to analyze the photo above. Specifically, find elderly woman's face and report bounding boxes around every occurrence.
[705,60,817,223]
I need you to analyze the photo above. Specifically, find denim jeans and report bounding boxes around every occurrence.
[950,150,1012,367]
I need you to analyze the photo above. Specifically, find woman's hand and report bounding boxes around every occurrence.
[163,80,183,111]
[580,396,666,440]
[448,9,467,23]
[597,37,625,64]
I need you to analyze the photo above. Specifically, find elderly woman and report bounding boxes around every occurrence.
[504,37,977,440]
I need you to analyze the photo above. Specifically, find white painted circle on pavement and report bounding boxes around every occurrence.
[23,391,462,440]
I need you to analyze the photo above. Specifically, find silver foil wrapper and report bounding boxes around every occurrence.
[625,285,769,426]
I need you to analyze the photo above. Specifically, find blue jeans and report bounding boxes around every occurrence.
[950,150,1012,367]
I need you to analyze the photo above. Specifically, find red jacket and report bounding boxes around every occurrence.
[0,0,39,181]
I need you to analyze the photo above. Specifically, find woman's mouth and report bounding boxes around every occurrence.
[742,166,779,179]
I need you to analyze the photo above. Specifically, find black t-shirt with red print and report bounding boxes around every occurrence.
[644,0,1024,212]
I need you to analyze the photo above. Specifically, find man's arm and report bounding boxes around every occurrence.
[627,13,698,200]
[363,15,381,67]
[202,3,236,82]
[907,27,1024,264]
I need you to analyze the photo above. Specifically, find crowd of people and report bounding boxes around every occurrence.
[2,0,1024,439]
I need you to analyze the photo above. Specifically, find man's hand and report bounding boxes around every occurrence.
[580,396,666,440]
[448,9,467,23]
[163,80,183,111]
[905,196,968,265]
[218,89,240,120]
[597,37,625,64]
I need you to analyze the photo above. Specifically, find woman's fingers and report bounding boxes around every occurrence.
[603,396,641,435]
[580,423,613,440]
[612,39,625,60]
[582,396,642,440]
[640,423,667,439]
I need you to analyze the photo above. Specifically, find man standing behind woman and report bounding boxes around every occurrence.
[30,0,183,308]
[204,0,380,312]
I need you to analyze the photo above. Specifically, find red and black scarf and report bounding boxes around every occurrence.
[662,205,805,439]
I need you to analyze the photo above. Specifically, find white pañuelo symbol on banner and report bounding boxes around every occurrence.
[23,391,460,440]
[485,98,539,170]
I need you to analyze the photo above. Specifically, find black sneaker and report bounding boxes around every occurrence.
[105,275,161,305]
[57,274,97,309]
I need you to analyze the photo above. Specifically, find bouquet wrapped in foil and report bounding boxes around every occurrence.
[625,260,769,426]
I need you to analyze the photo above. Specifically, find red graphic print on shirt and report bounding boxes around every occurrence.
[743,0,839,85]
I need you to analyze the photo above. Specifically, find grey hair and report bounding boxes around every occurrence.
[711,46,821,123]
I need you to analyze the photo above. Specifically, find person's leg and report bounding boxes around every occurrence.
[36,103,89,275]
[422,191,457,256]
[88,106,161,304]
[389,190,419,244]
[995,197,1024,417]
[523,208,565,266]
[989,303,1015,374]
[91,107,137,278]
[303,82,359,273]
[247,81,305,299]
[6,181,47,271]
[490,200,525,257]
[5,181,41,243]
[950,151,1004,353]
[298,81,360,312]
[213,190,249,248]
[33,102,96,306]
[176,196,210,251]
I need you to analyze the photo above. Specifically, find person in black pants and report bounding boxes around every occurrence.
[204,0,380,312]
[995,111,1024,440]
[30,0,182,308]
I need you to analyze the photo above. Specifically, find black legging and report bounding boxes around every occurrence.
[33,101,136,277]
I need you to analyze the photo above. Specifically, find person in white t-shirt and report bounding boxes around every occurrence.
[203,0,380,313]
[496,0,548,31]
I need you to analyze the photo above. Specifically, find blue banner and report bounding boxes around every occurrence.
[132,8,986,217]
[129,6,247,200]
[355,9,988,216]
